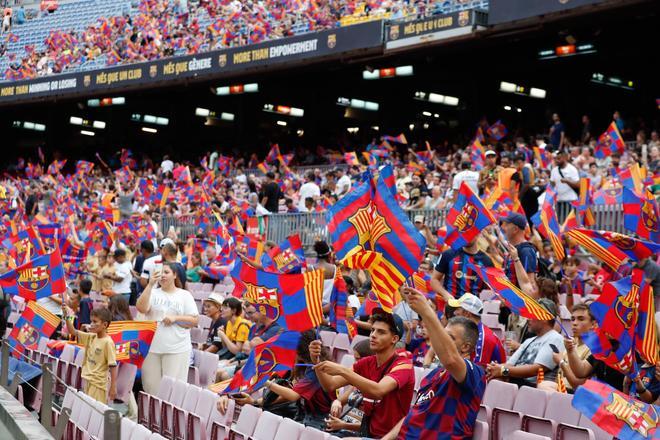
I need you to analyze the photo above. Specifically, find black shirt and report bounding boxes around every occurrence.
[208,317,228,349]
[587,355,625,391]
[260,182,281,213]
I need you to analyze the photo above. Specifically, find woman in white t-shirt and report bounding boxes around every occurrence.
[136,262,199,394]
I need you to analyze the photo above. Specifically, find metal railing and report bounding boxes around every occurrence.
[160,203,627,252]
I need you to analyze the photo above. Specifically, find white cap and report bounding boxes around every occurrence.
[159,238,175,248]
[447,293,484,315]
[485,150,497,157]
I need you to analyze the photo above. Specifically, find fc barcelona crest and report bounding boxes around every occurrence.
[606,393,658,437]
[16,323,39,347]
[453,203,479,233]
[607,233,636,250]
[641,200,659,232]
[149,65,158,78]
[327,34,336,49]
[458,11,470,27]
[389,25,400,40]
[17,265,49,292]
[348,205,391,249]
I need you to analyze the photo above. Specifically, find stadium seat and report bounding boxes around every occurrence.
[161,380,189,437]
[228,404,263,439]
[250,411,283,440]
[115,363,138,403]
[319,330,336,347]
[122,417,138,439]
[299,426,330,440]
[491,386,548,440]
[478,380,518,424]
[273,417,304,440]
[509,430,551,440]
[197,314,212,330]
[331,333,351,363]
[139,375,174,429]
[482,300,501,315]
[131,424,154,440]
[481,314,503,330]
[522,390,581,438]
[473,420,488,440]
[172,384,201,440]
[185,388,220,440]
[191,327,207,347]
[209,398,236,440]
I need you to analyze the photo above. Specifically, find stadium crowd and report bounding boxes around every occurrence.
[1,0,444,81]
[1,112,660,439]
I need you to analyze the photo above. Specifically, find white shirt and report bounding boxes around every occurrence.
[140,254,161,281]
[347,294,361,311]
[550,163,579,202]
[145,287,199,354]
[336,175,352,197]
[112,261,134,293]
[160,159,174,174]
[298,182,321,210]
[452,170,480,194]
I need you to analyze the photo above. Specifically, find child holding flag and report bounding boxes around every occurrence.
[63,306,117,404]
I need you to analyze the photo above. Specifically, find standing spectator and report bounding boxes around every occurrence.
[477,151,501,196]
[549,113,565,151]
[259,172,281,213]
[77,279,93,328]
[136,262,199,394]
[431,239,493,299]
[451,161,479,201]
[335,167,352,197]
[107,249,133,303]
[159,155,174,176]
[63,307,117,404]
[501,213,538,294]
[580,115,592,144]
[298,172,320,211]
[550,150,579,223]
[160,242,187,286]
[382,288,486,440]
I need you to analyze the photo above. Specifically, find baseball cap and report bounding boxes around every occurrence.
[537,298,559,319]
[413,215,425,224]
[447,293,483,316]
[159,238,175,248]
[485,150,497,157]
[204,293,224,306]
[372,308,405,338]
[501,212,527,230]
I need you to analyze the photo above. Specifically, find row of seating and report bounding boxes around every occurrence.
[479,380,613,440]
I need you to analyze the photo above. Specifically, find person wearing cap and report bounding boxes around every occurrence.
[501,212,538,295]
[449,293,506,367]
[380,287,486,440]
[432,237,493,300]
[486,298,565,387]
[477,150,501,196]
[550,150,580,223]
[412,215,436,249]
[106,248,133,303]
[451,161,479,202]
[310,311,414,438]
[203,293,227,353]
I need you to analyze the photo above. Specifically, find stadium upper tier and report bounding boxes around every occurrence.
[0,0,488,82]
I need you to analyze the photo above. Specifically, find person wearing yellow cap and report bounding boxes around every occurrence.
[448,293,506,368]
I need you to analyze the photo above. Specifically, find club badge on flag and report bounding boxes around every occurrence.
[0,251,66,301]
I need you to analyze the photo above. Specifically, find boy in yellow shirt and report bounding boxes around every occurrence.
[64,306,117,403]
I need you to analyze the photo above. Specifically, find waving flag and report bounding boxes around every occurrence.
[107,321,157,369]
[266,144,281,163]
[617,163,644,194]
[8,301,60,358]
[566,229,660,270]
[445,182,496,250]
[381,134,407,144]
[75,160,94,175]
[470,138,486,170]
[593,187,622,205]
[595,122,625,159]
[60,238,87,263]
[533,146,552,170]
[468,263,553,321]
[487,120,507,140]
[222,331,300,394]
[532,188,565,261]
[571,178,595,227]
[155,184,171,209]
[344,152,359,166]
[328,271,357,339]
[261,234,306,274]
[572,380,659,440]
[0,251,66,301]
[35,223,60,251]
[3,226,46,263]
[342,250,402,313]
[636,276,658,365]
[231,260,324,331]
[561,210,579,233]
[623,187,660,243]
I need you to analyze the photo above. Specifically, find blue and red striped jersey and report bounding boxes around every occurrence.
[434,248,493,298]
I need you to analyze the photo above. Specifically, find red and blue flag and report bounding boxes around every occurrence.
[328,271,357,339]
[261,234,306,274]
[595,122,625,159]
[8,301,60,358]
[593,187,622,205]
[445,182,497,250]
[623,187,660,243]
[532,188,565,261]
[107,321,157,369]
[566,229,660,270]
[487,120,507,140]
[0,251,66,301]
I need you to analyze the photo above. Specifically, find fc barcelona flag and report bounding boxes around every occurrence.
[445,182,497,250]
[593,187,622,205]
[532,188,565,261]
[107,321,157,369]
[8,301,60,358]
[35,223,60,251]
[231,260,324,331]
[357,290,382,317]
[487,120,507,141]
[344,152,360,166]
[566,229,660,270]
[572,380,659,440]
[342,250,403,313]
[636,276,659,365]
[222,331,300,394]
[3,226,46,263]
[571,178,595,227]
[0,251,66,301]
[261,234,307,274]
[594,122,625,159]
[468,263,554,321]
[328,271,357,339]
[623,187,660,243]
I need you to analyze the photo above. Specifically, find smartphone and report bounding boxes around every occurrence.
[230,393,245,399]
[549,343,560,353]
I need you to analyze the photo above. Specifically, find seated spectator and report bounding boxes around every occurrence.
[244,299,283,346]
[486,298,564,388]
[564,333,626,392]
[623,361,660,404]
[215,297,251,359]
[185,252,203,282]
[202,293,226,353]
[448,293,506,367]
[108,294,133,321]
[310,309,414,438]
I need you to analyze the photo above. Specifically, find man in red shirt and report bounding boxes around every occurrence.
[449,293,507,367]
[310,311,414,438]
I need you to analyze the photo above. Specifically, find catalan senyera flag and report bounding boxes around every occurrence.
[571,178,595,227]
[107,321,157,369]
[572,380,659,440]
[561,210,579,233]
[8,301,60,358]
[623,187,660,243]
[342,250,402,313]
[328,270,357,339]
[636,275,658,365]
[468,263,554,321]
[222,331,300,395]
[0,250,66,301]
[230,260,324,331]
[261,234,306,274]
[532,188,565,261]
[156,184,171,209]
[445,182,497,250]
[594,122,626,159]
[566,229,660,270]
[407,271,432,295]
